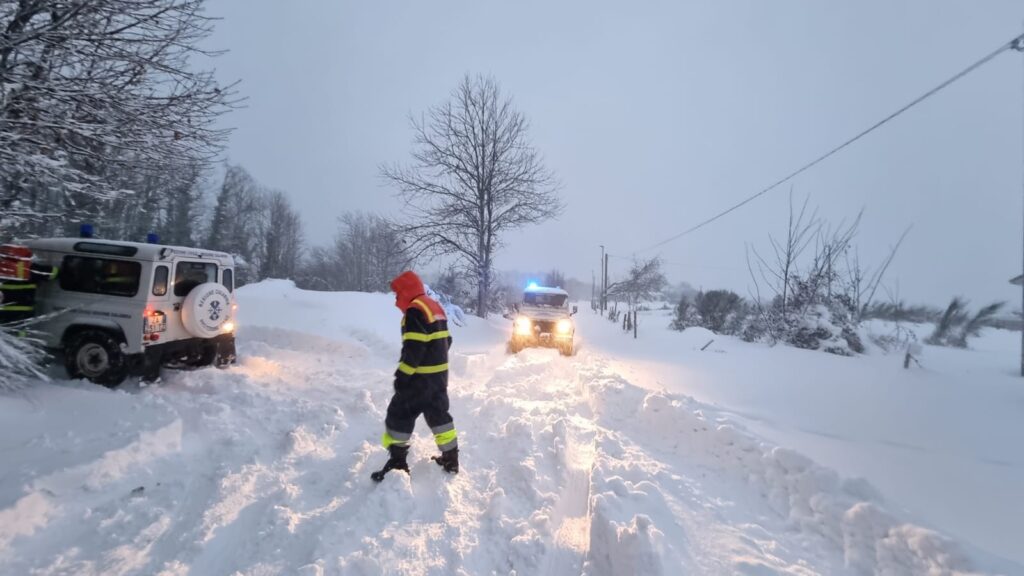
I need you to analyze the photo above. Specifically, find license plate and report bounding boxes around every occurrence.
[145,313,166,334]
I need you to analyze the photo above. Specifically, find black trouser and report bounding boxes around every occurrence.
[384,377,457,453]
[0,281,35,327]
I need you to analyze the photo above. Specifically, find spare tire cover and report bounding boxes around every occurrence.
[181,282,233,339]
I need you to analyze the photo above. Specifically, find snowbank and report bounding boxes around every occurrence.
[578,307,1024,570]
[0,281,1014,574]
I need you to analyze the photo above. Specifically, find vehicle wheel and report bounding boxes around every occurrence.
[65,330,128,387]
[188,344,217,368]
[141,356,162,383]
[560,342,574,357]
[508,340,521,354]
[214,337,237,368]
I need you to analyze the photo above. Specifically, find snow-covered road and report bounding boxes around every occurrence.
[0,282,1010,575]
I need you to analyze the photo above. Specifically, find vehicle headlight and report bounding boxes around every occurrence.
[556,319,573,334]
[514,317,533,336]
[222,321,236,333]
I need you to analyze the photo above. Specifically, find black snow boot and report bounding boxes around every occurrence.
[371,445,410,482]
[431,448,459,474]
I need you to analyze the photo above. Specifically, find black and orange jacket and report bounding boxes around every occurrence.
[1,245,58,318]
[391,271,451,387]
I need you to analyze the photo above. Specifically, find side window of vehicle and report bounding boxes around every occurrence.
[153,265,169,296]
[59,256,141,297]
[174,261,218,297]
[222,268,234,293]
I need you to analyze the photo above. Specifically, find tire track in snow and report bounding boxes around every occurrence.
[539,414,597,576]
[448,348,590,574]
[458,346,814,575]
[456,345,986,575]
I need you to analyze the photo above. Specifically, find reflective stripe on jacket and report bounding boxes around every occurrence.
[395,296,451,383]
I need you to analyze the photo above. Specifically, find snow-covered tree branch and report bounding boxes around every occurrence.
[0,0,238,239]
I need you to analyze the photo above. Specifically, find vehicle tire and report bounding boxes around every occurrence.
[508,340,521,355]
[560,342,574,357]
[188,344,217,368]
[141,355,162,382]
[214,337,237,368]
[65,329,128,387]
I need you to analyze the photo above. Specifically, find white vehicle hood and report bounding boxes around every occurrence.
[519,306,570,321]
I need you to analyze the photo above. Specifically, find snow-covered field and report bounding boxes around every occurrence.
[577,309,1024,572]
[1,281,1020,575]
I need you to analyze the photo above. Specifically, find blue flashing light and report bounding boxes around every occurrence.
[527,281,539,290]
[146,232,160,244]
[79,223,95,238]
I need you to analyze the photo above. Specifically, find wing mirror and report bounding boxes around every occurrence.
[571,305,578,316]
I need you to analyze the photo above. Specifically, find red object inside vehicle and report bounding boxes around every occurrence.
[0,244,32,281]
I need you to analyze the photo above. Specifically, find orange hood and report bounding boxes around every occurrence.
[391,270,426,311]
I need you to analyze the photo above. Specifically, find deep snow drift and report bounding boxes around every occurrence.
[0,280,1018,575]
[576,308,1024,570]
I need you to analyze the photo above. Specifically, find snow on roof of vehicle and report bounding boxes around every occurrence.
[23,238,234,264]
[524,285,568,296]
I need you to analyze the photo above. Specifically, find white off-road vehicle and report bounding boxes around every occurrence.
[22,237,238,386]
[509,285,577,356]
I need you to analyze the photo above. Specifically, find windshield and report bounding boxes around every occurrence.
[523,292,567,308]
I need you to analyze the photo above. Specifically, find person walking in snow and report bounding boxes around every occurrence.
[372,270,459,481]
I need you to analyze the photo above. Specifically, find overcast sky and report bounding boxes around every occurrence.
[205,0,1024,307]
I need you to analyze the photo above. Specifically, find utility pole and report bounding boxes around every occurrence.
[598,252,606,311]
[599,245,606,313]
[1016,32,1024,376]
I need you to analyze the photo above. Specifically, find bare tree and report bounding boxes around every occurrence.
[607,257,667,311]
[297,212,413,293]
[333,212,413,292]
[846,226,913,321]
[749,191,819,316]
[749,201,859,318]
[746,198,908,354]
[544,269,566,288]
[296,246,338,292]
[382,74,562,317]
[745,244,780,343]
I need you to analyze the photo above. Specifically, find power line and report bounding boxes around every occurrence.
[641,32,1024,253]
[607,253,742,271]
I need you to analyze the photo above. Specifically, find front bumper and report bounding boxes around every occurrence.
[511,332,573,348]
